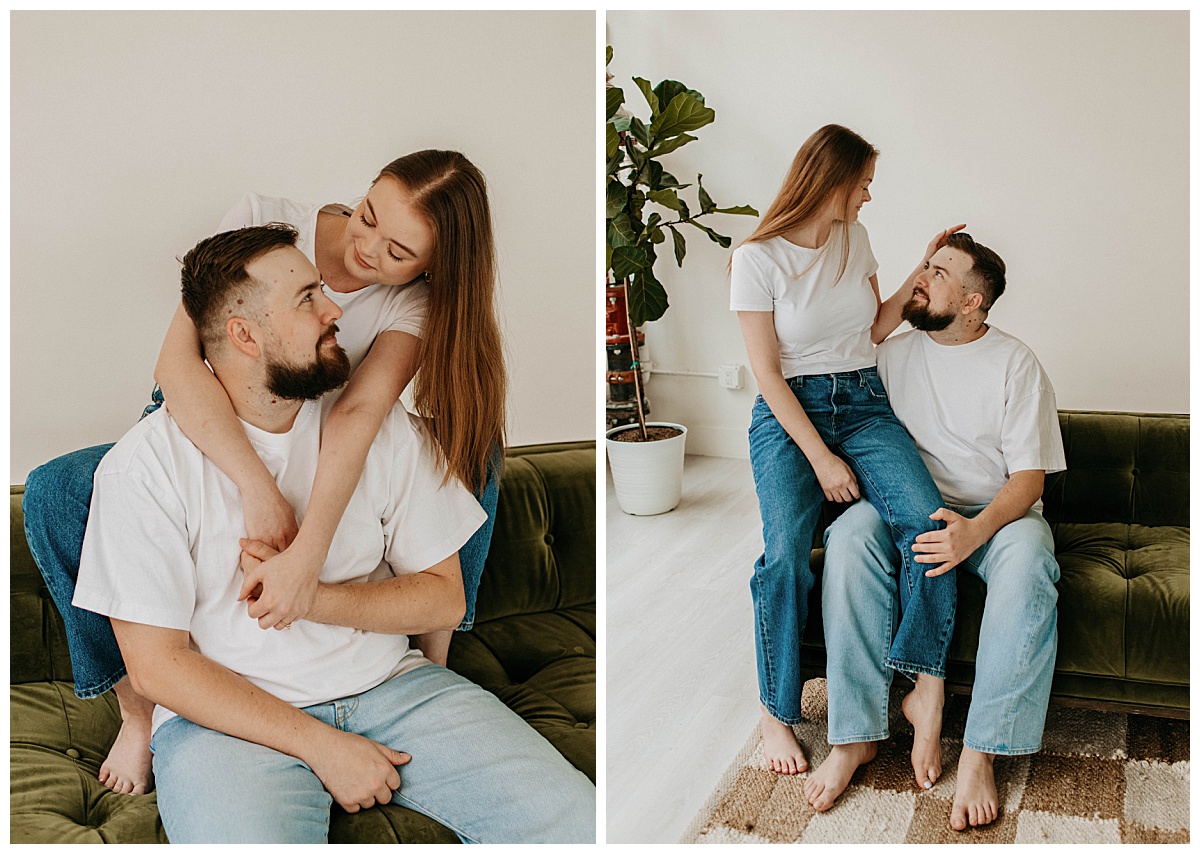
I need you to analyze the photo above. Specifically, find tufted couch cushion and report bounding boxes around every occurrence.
[801,411,1189,717]
[10,441,595,843]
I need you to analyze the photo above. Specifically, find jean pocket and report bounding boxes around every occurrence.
[864,374,889,400]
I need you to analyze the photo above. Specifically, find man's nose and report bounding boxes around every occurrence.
[321,293,343,323]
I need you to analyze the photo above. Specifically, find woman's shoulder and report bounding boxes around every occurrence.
[218,193,319,233]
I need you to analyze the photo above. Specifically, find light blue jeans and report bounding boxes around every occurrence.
[150,664,595,843]
[22,441,501,698]
[748,369,954,726]
[822,499,1060,754]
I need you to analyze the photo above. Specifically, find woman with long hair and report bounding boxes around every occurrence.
[23,150,506,796]
[731,125,960,800]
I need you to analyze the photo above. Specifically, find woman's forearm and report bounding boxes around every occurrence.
[756,372,834,465]
[154,303,277,498]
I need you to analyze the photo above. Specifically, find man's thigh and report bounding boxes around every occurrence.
[960,509,1060,586]
[150,714,333,843]
[348,664,595,844]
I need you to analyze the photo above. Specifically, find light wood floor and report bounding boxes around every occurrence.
[605,454,764,844]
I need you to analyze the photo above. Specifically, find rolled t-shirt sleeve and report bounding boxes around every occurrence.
[1001,388,1067,476]
[382,282,429,339]
[378,411,487,575]
[215,192,260,234]
[73,472,197,631]
[730,246,775,311]
[860,225,879,278]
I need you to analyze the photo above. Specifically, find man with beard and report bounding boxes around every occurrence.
[72,224,595,843]
[802,233,1065,831]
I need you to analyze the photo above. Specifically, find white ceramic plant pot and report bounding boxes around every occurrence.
[605,422,687,516]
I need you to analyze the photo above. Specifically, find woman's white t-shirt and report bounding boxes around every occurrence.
[730,221,879,378]
[217,193,429,372]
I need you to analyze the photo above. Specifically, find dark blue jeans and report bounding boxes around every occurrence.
[22,443,500,698]
[747,368,955,725]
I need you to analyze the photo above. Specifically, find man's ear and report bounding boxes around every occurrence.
[226,316,262,358]
[962,290,985,315]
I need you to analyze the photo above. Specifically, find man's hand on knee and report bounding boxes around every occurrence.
[913,508,988,577]
[306,729,410,813]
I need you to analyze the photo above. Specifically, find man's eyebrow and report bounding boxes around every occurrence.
[294,280,322,299]
[929,263,949,275]
[365,197,417,257]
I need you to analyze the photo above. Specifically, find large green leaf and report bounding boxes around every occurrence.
[697,173,715,213]
[606,45,613,65]
[687,220,732,248]
[606,122,620,160]
[606,86,625,120]
[628,267,669,326]
[633,77,659,116]
[611,115,632,133]
[608,212,636,248]
[652,80,705,109]
[715,205,759,216]
[647,132,696,159]
[606,180,627,218]
[611,244,650,280]
[657,168,687,190]
[668,225,687,267]
[646,188,685,213]
[628,116,651,149]
[650,93,715,141]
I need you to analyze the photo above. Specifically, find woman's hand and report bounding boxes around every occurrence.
[811,453,860,503]
[237,538,323,630]
[925,223,967,261]
[241,484,300,553]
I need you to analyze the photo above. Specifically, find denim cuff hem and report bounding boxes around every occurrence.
[759,698,804,727]
[73,666,128,700]
[827,732,889,745]
[885,659,945,681]
[962,741,1043,757]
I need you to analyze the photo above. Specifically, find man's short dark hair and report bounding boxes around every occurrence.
[946,232,1006,312]
[180,223,299,350]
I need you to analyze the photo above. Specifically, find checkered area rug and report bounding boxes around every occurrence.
[682,679,1189,844]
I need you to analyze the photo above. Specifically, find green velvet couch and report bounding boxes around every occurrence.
[801,411,1190,718]
[10,441,596,843]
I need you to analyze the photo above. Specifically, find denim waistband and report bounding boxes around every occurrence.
[786,366,879,389]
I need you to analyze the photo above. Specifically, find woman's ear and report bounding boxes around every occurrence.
[226,316,261,359]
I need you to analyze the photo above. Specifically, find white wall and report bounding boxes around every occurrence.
[11,10,596,483]
[607,11,1189,458]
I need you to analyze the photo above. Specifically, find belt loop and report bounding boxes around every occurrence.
[858,370,866,387]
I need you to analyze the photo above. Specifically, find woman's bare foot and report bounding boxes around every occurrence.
[803,741,877,811]
[901,675,943,790]
[760,704,808,774]
[98,677,155,795]
[950,748,999,830]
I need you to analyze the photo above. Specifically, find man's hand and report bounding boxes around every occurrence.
[242,485,300,553]
[913,508,988,577]
[305,729,410,813]
[238,539,322,630]
[811,453,860,503]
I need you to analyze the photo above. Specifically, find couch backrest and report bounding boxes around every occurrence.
[9,441,596,686]
[1043,411,1188,528]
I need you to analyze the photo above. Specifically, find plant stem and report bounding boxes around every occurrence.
[622,277,649,440]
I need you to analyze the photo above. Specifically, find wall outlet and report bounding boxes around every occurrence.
[718,364,743,389]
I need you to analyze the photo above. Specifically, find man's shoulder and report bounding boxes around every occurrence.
[877,328,923,360]
[97,410,191,477]
[981,326,1050,376]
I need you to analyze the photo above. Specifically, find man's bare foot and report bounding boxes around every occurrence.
[98,678,155,795]
[950,748,999,830]
[803,741,877,811]
[901,675,943,790]
[760,704,808,774]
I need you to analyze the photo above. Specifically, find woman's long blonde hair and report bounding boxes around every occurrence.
[740,125,878,283]
[377,150,506,493]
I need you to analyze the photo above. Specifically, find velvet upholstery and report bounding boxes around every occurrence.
[801,411,1189,717]
[10,441,595,843]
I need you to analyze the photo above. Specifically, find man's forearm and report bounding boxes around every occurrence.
[971,469,1046,541]
[306,553,465,635]
[114,620,332,765]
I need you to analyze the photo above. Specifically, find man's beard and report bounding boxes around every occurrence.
[901,296,956,332]
[265,326,351,401]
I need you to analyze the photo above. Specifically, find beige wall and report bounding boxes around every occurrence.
[11,10,597,482]
[607,11,1189,457]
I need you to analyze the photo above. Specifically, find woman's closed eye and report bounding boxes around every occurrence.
[359,213,404,262]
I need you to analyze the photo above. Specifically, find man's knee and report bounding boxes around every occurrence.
[824,500,894,566]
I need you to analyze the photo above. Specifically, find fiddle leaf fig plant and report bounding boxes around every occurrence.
[606,46,757,327]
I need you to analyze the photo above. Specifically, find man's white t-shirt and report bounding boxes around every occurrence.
[730,221,879,377]
[217,193,428,372]
[876,326,1066,509]
[73,401,486,735]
